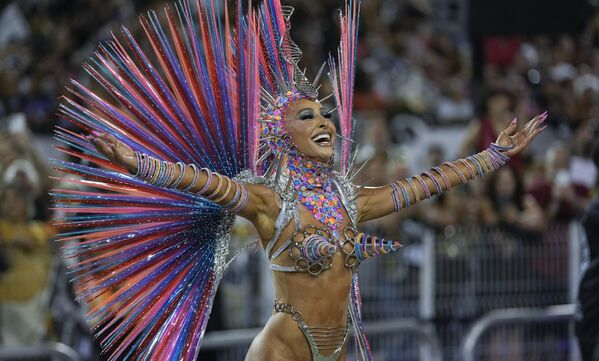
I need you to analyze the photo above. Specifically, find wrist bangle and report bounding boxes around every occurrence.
[466,156,483,177]
[423,171,443,195]
[405,177,420,202]
[443,162,467,184]
[170,162,186,188]
[229,184,249,213]
[206,173,224,199]
[155,160,168,186]
[458,159,476,179]
[396,181,411,208]
[223,181,242,209]
[198,168,213,194]
[389,182,401,212]
[134,151,143,177]
[486,149,502,169]
[481,152,496,172]
[473,153,491,174]
[183,164,200,191]
[149,158,162,183]
[213,177,233,203]
[414,175,431,199]
[432,166,451,190]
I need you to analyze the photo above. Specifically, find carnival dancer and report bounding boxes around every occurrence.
[52,0,546,360]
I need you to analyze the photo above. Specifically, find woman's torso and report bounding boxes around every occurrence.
[246,188,355,361]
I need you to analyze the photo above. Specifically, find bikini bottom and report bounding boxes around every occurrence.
[273,300,349,361]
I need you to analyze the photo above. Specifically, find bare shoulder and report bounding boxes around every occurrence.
[242,183,281,242]
[246,183,280,216]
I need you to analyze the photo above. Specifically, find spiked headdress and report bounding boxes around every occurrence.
[52,0,364,360]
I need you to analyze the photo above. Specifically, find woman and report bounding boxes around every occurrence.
[54,0,546,360]
[89,103,543,361]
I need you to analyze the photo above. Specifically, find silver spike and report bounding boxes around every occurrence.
[258,119,274,123]
[260,86,275,99]
[269,65,289,93]
[256,149,273,165]
[336,133,355,143]
[349,158,370,183]
[312,62,327,88]
[261,135,282,141]
[355,184,368,191]
[260,86,276,104]
[264,152,283,178]
[319,93,335,103]
[274,150,286,185]
[346,144,361,177]
[324,106,338,117]
[284,175,294,199]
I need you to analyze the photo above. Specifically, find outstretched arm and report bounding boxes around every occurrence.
[356,113,547,223]
[88,133,274,225]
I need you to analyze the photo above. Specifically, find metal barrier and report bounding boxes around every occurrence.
[201,318,443,361]
[461,304,577,361]
[0,222,581,360]
[0,342,81,361]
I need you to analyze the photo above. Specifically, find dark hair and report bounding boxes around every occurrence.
[479,88,514,115]
[487,166,524,211]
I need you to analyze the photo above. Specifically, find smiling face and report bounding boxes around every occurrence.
[285,98,336,163]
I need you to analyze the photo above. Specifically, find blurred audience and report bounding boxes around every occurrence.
[0,182,53,346]
[0,0,597,359]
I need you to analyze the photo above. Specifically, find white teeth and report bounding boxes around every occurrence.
[312,134,331,142]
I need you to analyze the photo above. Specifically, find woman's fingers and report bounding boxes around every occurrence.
[504,117,519,136]
[93,137,114,159]
[525,111,547,133]
[101,133,119,145]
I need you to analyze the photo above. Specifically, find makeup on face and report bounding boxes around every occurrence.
[286,100,336,162]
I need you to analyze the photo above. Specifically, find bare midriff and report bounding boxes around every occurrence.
[245,203,354,361]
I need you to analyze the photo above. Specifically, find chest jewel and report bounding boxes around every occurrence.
[287,150,344,238]
[287,225,404,277]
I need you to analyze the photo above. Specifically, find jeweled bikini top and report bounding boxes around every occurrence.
[263,153,402,276]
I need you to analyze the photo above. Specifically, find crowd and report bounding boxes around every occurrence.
[0,0,597,358]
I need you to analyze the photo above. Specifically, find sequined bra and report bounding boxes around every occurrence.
[265,190,402,276]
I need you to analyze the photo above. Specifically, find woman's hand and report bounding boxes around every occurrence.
[495,112,547,157]
[88,133,138,173]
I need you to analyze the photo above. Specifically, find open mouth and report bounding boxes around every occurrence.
[311,132,332,147]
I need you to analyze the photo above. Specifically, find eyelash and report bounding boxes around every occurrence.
[298,110,331,120]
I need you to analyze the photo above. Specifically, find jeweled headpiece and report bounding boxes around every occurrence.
[255,1,359,177]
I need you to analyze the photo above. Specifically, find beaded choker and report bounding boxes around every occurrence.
[286,148,344,239]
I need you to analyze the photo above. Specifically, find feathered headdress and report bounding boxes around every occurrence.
[52,0,362,360]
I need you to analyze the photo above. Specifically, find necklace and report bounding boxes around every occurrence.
[286,148,344,239]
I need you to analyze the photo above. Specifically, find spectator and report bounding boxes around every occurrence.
[487,166,546,234]
[527,143,591,223]
[460,90,525,172]
[576,138,599,361]
[436,77,474,124]
[0,182,53,346]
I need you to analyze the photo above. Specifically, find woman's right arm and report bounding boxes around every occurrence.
[89,133,277,239]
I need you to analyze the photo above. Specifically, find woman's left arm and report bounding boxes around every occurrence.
[356,113,547,223]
